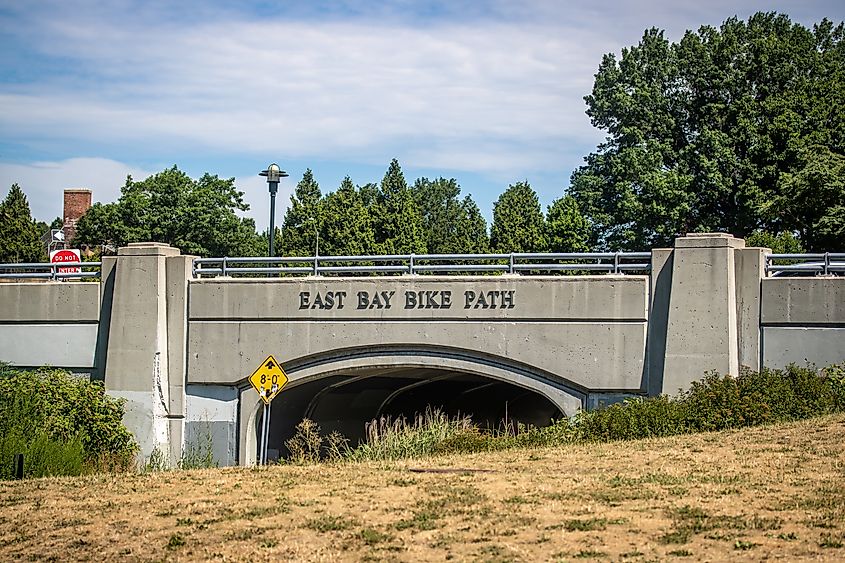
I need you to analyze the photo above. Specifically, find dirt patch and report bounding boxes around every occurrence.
[2,415,844,561]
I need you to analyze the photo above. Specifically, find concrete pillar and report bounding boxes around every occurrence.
[646,247,673,396]
[104,242,191,466]
[660,233,744,394]
[164,255,195,463]
[734,246,768,371]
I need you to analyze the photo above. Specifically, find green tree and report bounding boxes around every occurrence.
[763,146,845,251]
[280,169,322,257]
[454,196,490,254]
[0,184,45,263]
[544,195,590,253]
[490,181,546,253]
[745,230,804,253]
[73,166,261,257]
[570,13,845,251]
[412,177,488,254]
[413,177,461,254]
[320,177,376,256]
[373,159,425,255]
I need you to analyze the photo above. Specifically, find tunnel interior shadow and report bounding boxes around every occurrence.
[258,368,563,461]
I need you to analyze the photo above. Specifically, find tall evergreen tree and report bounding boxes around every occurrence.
[413,177,466,254]
[0,184,46,263]
[320,177,376,256]
[373,159,425,255]
[280,169,322,257]
[544,195,590,253]
[490,181,546,253]
[454,195,490,254]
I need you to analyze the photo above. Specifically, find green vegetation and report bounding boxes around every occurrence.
[570,13,845,251]
[0,183,45,263]
[283,363,845,464]
[490,181,547,253]
[72,166,262,257]
[0,364,138,479]
[577,364,845,442]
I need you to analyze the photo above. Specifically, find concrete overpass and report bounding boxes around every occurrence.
[1,233,843,466]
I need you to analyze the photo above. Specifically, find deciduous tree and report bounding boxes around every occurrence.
[570,13,845,251]
[73,166,261,257]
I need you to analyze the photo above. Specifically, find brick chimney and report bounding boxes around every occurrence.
[63,189,92,246]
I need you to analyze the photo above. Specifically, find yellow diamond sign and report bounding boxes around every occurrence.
[249,355,289,404]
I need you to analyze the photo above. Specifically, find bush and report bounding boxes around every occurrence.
[578,363,845,442]
[576,395,689,442]
[0,364,138,479]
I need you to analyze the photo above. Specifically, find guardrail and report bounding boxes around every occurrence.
[0,261,101,280]
[192,252,652,278]
[765,253,845,276]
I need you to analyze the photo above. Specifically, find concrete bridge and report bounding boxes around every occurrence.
[1,233,843,466]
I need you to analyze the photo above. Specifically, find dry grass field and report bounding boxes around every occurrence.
[1,414,844,562]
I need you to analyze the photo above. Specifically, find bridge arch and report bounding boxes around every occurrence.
[238,345,586,464]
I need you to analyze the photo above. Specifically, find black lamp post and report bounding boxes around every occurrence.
[259,163,289,257]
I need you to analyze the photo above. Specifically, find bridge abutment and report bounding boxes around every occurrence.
[103,242,195,465]
[2,234,842,467]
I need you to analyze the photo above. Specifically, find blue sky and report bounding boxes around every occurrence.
[1,0,842,231]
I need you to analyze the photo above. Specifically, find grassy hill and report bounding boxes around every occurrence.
[1,414,844,562]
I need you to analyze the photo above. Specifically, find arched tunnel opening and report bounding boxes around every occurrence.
[257,367,564,462]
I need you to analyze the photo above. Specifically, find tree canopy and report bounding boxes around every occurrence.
[74,166,261,257]
[0,184,45,263]
[490,181,546,253]
[570,12,845,251]
[372,159,426,255]
[320,177,376,256]
[280,169,322,257]
[413,177,489,254]
[544,195,590,253]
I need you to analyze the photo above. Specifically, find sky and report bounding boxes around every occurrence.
[1,0,842,231]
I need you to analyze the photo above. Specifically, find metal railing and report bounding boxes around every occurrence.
[0,261,101,280]
[192,252,652,278]
[765,253,845,276]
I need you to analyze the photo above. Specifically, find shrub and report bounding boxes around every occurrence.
[576,395,689,442]
[578,363,845,442]
[0,364,138,478]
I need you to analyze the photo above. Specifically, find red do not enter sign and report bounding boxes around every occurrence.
[50,249,81,274]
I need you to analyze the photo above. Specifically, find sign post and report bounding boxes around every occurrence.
[248,355,289,465]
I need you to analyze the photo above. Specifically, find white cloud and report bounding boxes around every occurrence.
[1,17,608,178]
[1,0,839,228]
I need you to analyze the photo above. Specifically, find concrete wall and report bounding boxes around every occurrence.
[761,277,845,369]
[187,275,650,395]
[0,282,100,371]
[185,384,239,467]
